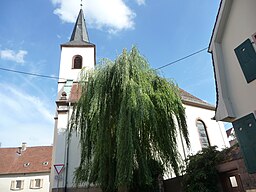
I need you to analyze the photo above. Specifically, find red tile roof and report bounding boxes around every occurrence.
[0,146,52,175]
[69,83,82,103]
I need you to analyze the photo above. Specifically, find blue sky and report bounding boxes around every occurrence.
[0,0,223,147]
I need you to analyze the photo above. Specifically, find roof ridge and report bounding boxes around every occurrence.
[179,88,215,109]
[0,145,52,149]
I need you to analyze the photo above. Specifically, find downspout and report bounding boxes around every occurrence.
[62,79,73,191]
[65,102,71,192]
[217,121,227,148]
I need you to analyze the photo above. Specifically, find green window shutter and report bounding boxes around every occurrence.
[234,39,256,83]
[232,113,256,173]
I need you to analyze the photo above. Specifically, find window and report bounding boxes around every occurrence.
[229,176,238,187]
[23,162,30,167]
[73,55,82,69]
[10,180,24,190]
[30,179,43,189]
[196,120,210,148]
[42,161,49,166]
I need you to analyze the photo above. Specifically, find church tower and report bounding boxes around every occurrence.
[58,8,95,86]
[50,8,95,192]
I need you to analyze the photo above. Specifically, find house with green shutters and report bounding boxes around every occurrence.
[209,0,256,175]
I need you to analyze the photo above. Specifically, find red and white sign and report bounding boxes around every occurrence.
[54,164,65,175]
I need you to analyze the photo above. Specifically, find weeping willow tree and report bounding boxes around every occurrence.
[69,47,189,192]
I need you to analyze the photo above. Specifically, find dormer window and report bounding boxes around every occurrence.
[23,162,30,167]
[73,55,82,69]
[42,161,49,166]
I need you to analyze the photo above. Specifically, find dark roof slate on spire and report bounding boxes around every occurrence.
[62,9,94,47]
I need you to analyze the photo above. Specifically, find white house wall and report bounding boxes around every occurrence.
[0,173,50,192]
[212,0,256,121]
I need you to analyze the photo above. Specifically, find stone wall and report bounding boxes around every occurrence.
[217,158,256,191]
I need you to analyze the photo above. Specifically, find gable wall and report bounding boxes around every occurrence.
[213,0,256,121]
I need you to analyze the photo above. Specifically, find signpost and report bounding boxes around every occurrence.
[54,164,65,192]
[54,164,65,175]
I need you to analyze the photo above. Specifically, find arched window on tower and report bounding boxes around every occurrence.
[73,55,82,69]
[196,120,210,148]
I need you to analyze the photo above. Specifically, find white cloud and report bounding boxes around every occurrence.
[8,87,53,122]
[51,0,135,33]
[0,49,27,63]
[0,84,54,147]
[135,0,145,6]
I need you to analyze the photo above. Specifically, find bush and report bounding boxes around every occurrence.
[183,146,222,192]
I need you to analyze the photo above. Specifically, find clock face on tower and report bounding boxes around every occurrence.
[73,55,82,69]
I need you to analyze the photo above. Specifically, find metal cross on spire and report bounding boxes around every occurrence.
[80,0,83,9]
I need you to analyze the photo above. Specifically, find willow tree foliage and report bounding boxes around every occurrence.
[69,47,189,192]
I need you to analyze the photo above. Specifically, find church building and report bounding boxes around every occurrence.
[50,8,229,192]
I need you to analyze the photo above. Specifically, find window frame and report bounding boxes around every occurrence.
[30,178,43,189]
[10,180,24,191]
[196,119,210,148]
[72,55,83,69]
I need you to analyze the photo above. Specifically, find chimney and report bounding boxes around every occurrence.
[21,142,27,151]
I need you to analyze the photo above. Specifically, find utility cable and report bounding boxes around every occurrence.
[0,47,208,80]
[0,67,66,80]
[155,47,208,70]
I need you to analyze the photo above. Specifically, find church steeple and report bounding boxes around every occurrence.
[62,9,94,46]
[51,4,95,191]
[70,9,89,42]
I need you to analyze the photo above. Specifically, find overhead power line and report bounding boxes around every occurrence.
[155,47,208,70]
[0,67,65,80]
[0,47,208,80]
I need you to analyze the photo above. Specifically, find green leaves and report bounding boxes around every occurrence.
[69,46,189,191]
[183,146,222,192]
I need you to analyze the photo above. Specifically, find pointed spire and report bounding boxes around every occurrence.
[62,8,94,47]
[70,9,89,42]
